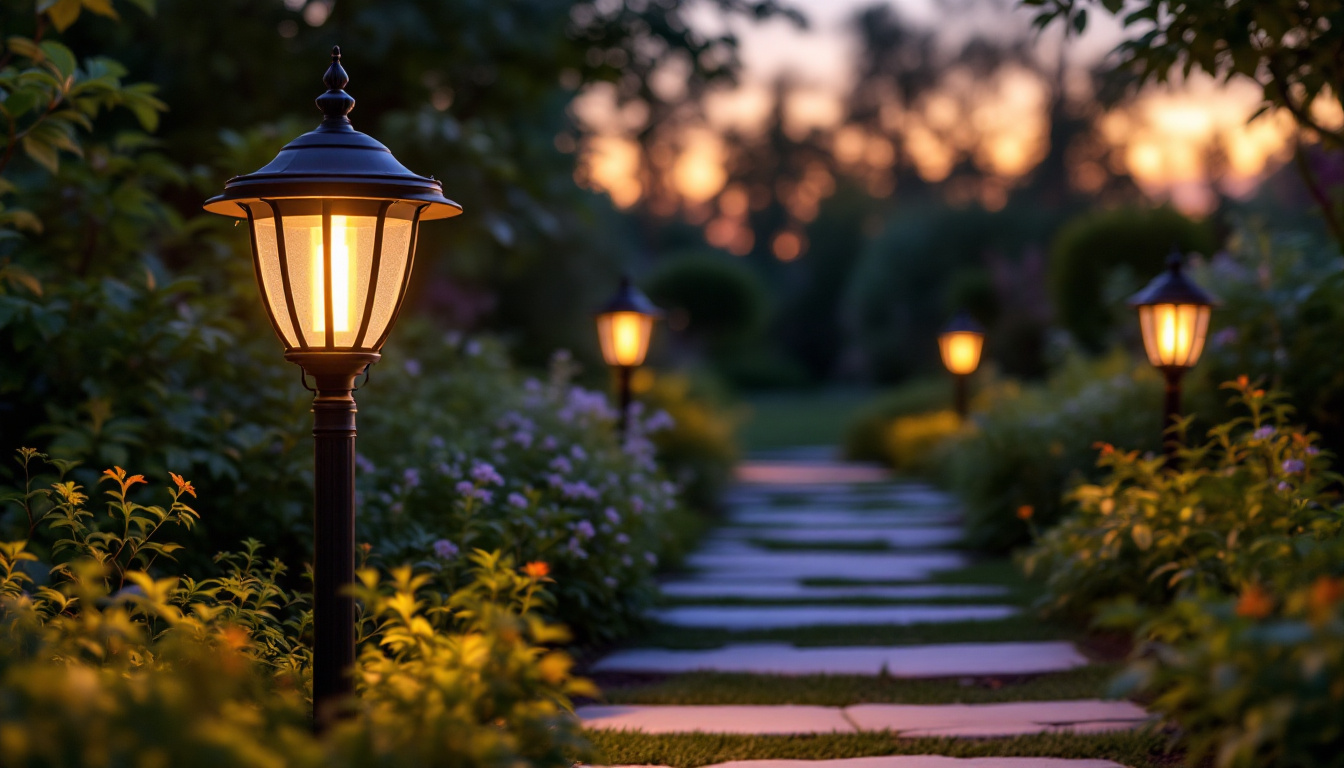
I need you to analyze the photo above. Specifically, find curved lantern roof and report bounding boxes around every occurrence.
[942,311,984,335]
[1128,249,1218,308]
[597,275,663,317]
[204,46,461,221]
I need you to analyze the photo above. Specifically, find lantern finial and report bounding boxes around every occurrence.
[317,46,356,125]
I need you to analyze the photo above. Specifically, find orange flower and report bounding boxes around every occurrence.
[1309,576,1344,616]
[1236,375,1249,388]
[1092,442,1115,457]
[1252,389,1266,398]
[1016,505,1034,521]
[169,472,197,498]
[101,467,146,492]
[1235,584,1274,619]
[522,561,550,579]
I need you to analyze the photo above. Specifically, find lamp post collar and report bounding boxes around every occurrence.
[1128,248,1218,308]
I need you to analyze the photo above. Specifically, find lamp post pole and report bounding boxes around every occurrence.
[1161,368,1183,461]
[954,373,969,420]
[616,365,633,442]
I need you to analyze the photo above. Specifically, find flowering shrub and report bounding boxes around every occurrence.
[947,351,1163,552]
[1022,379,1344,617]
[357,331,685,643]
[0,451,595,768]
[1115,540,1344,768]
[882,409,962,476]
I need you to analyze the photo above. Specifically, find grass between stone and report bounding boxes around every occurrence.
[594,665,1121,706]
[587,729,1180,768]
[634,614,1079,650]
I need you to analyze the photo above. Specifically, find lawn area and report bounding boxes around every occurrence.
[736,389,875,452]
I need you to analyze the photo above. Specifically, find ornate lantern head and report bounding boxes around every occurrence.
[1129,250,1217,371]
[596,276,661,368]
[938,312,984,376]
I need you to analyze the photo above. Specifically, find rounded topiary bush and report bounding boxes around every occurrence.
[644,252,768,353]
[1049,206,1216,352]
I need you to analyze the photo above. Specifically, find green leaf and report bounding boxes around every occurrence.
[81,0,120,20]
[38,41,78,80]
[20,134,59,173]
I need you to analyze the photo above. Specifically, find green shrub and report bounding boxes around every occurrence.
[1049,206,1215,352]
[948,352,1162,553]
[634,370,741,514]
[644,253,768,353]
[1116,555,1344,768]
[882,410,963,476]
[0,451,595,768]
[1022,380,1343,617]
[843,377,951,462]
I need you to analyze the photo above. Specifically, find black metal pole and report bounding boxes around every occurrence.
[954,373,969,420]
[617,365,633,445]
[289,352,376,731]
[1162,368,1184,463]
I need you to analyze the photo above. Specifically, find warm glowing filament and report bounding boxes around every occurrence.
[1156,305,1189,362]
[311,215,353,333]
[940,331,983,375]
[1139,303,1209,368]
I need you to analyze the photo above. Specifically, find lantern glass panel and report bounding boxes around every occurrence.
[247,200,416,350]
[1138,303,1210,368]
[939,331,983,375]
[598,311,654,367]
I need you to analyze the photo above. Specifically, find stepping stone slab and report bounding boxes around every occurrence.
[579,702,1149,738]
[686,551,968,581]
[735,462,893,485]
[658,581,1006,601]
[729,510,952,528]
[592,641,1088,677]
[652,604,1017,629]
[698,758,1129,768]
[713,526,965,549]
[577,704,855,734]
[845,700,1152,738]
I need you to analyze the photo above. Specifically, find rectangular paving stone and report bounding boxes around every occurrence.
[651,604,1017,630]
[844,700,1152,738]
[712,526,965,549]
[735,462,893,485]
[577,704,855,734]
[728,510,953,528]
[658,581,1007,601]
[591,641,1088,677]
[686,551,968,581]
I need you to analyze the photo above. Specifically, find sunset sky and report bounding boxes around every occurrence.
[575,0,1310,216]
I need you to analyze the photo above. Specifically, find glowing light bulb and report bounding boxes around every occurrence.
[311,215,353,334]
[939,331,983,375]
[599,311,652,367]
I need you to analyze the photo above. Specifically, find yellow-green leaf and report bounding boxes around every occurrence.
[1132,523,1153,551]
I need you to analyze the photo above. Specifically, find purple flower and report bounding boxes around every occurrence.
[631,497,646,515]
[433,539,459,559]
[1283,459,1306,474]
[616,533,630,545]
[455,480,475,495]
[605,507,621,524]
[508,492,529,509]
[1253,426,1275,440]
[644,551,658,566]
[403,468,421,488]
[563,481,599,501]
[355,454,376,473]
[570,445,588,461]
[542,436,558,451]
[575,520,596,540]
[645,409,675,432]
[1307,446,1321,456]
[549,456,573,474]
[567,537,588,559]
[428,435,445,450]
[604,576,618,589]
[404,358,422,376]
[471,462,503,486]
[546,473,565,489]
[1277,481,1292,491]
[513,431,534,448]
[1211,327,1238,348]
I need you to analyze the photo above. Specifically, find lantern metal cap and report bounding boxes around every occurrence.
[942,311,984,335]
[1129,249,1218,308]
[204,46,462,221]
[597,275,662,318]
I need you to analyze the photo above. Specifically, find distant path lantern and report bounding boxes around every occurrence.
[596,276,660,441]
[204,47,461,728]
[1129,249,1216,460]
[938,312,984,419]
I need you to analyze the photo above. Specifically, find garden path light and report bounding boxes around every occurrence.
[205,46,461,728]
[596,276,660,441]
[938,312,984,419]
[1129,248,1216,460]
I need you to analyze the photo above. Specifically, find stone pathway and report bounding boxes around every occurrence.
[586,456,1153,767]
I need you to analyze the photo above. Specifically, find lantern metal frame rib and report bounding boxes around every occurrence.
[203,46,461,731]
[595,276,662,441]
[1128,249,1218,460]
